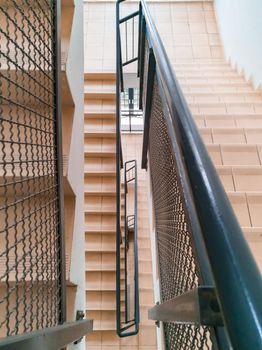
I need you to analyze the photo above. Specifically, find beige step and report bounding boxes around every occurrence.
[182,84,254,94]
[175,66,234,73]
[172,61,228,68]
[85,170,116,177]
[85,264,124,273]
[84,118,115,132]
[139,273,153,290]
[85,271,122,291]
[84,111,116,119]
[190,102,262,115]
[87,310,116,331]
[207,144,262,166]
[84,151,116,158]
[84,79,115,93]
[85,99,115,113]
[85,190,116,196]
[85,91,116,100]
[227,192,262,228]
[85,252,116,269]
[85,326,156,348]
[84,176,116,193]
[186,92,261,103]
[197,114,262,128]
[85,331,118,348]
[85,137,115,150]
[85,208,116,215]
[200,127,262,144]
[243,228,262,270]
[85,228,116,235]
[84,72,116,81]
[85,196,116,211]
[179,77,246,86]
[85,130,116,138]
[84,158,115,172]
[177,71,244,78]
[216,166,262,192]
[86,291,118,311]
[85,213,115,231]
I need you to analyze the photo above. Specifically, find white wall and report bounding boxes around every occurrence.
[214,0,262,88]
[67,1,85,349]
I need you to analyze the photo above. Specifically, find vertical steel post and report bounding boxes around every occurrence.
[53,0,67,324]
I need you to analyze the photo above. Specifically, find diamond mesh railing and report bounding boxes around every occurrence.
[0,1,63,337]
[0,1,92,347]
[148,78,213,349]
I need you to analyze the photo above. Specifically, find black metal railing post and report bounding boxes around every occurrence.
[53,0,66,325]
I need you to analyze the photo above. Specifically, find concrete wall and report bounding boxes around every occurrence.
[214,0,262,88]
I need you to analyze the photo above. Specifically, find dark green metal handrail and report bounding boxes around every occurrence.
[139,1,262,349]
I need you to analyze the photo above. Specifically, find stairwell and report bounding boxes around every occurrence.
[152,1,262,271]
[84,74,156,349]
[83,2,261,349]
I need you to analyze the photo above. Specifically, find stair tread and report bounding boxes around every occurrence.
[85,209,116,214]
[85,91,116,99]
[84,130,116,137]
[84,72,116,81]
[84,112,116,118]
[84,171,116,176]
[84,150,116,157]
[85,190,116,196]
[85,229,115,233]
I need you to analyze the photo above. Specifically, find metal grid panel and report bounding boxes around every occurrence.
[142,38,149,108]
[0,1,62,337]
[148,78,212,349]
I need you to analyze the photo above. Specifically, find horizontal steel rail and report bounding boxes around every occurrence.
[139,0,262,349]
[0,320,93,350]
[148,286,223,326]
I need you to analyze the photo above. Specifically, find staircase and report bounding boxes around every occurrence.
[84,73,118,347]
[176,67,262,271]
[84,75,157,349]
[154,2,262,271]
[121,133,157,348]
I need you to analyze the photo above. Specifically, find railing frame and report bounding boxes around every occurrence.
[124,160,140,331]
[0,320,93,350]
[116,0,140,337]
[139,1,262,349]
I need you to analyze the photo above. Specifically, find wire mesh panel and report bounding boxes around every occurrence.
[148,77,212,349]
[142,38,149,108]
[0,1,63,337]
